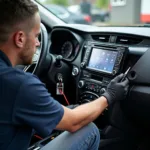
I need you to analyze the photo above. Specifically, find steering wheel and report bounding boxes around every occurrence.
[24,23,72,87]
[24,23,51,76]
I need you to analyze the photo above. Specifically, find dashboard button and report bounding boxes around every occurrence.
[78,80,85,88]
[81,62,86,68]
[72,67,79,76]
[100,88,106,94]
[112,70,117,75]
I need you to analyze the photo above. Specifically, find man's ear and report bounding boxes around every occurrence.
[13,31,26,48]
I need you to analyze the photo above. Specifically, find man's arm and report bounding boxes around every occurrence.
[56,96,108,132]
[56,74,129,132]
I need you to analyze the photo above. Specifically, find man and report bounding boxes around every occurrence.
[0,0,129,150]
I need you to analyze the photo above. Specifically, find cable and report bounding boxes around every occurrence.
[59,88,70,105]
[34,135,43,140]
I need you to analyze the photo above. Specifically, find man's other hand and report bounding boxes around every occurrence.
[102,74,129,105]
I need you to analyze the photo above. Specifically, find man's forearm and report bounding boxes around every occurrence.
[71,96,108,131]
[56,96,108,132]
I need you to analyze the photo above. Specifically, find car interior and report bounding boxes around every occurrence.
[19,1,150,150]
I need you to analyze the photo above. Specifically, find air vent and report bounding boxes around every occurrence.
[91,34,110,43]
[116,35,143,45]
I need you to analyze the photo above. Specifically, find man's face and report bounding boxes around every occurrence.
[19,13,41,65]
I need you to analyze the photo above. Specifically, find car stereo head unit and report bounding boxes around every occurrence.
[81,44,128,76]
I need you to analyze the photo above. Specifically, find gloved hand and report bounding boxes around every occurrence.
[101,74,129,105]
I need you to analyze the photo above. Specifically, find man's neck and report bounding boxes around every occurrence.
[0,46,18,67]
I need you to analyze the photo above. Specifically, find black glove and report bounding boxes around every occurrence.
[102,74,129,105]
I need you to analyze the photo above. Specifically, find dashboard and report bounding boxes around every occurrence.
[50,29,81,60]
[48,24,150,127]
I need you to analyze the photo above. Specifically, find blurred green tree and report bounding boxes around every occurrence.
[44,0,68,6]
[96,0,109,9]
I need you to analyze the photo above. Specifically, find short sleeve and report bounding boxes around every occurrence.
[12,75,64,137]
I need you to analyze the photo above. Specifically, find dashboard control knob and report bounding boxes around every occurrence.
[112,70,117,75]
[78,80,85,88]
[100,88,106,94]
[72,67,79,76]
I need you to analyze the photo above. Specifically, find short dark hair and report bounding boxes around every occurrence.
[0,0,39,44]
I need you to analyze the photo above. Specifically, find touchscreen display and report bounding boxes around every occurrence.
[87,48,118,73]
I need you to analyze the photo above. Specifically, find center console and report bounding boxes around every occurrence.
[77,41,128,104]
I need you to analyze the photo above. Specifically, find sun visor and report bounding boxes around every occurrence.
[127,48,150,85]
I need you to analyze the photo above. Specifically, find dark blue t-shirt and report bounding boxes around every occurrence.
[0,50,64,150]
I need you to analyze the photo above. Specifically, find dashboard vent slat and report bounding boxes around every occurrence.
[91,35,110,43]
[116,36,143,45]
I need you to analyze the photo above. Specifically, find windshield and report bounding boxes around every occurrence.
[36,0,150,26]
